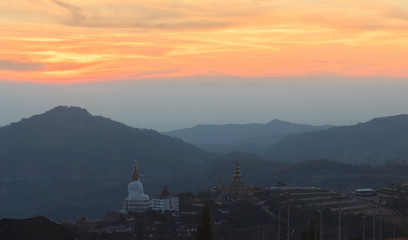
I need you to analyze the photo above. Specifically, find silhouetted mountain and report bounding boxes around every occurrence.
[266,115,408,164]
[0,106,217,179]
[163,120,333,154]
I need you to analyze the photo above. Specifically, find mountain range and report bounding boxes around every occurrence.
[2,106,408,220]
[164,120,333,155]
[165,114,408,165]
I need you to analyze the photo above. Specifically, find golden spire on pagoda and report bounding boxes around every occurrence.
[132,160,139,181]
[234,162,242,179]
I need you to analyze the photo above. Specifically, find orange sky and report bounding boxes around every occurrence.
[1,0,408,83]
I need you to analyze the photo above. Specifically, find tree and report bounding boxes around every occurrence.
[301,219,320,240]
[196,201,214,240]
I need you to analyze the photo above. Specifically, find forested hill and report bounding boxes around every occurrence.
[266,115,408,165]
[0,106,218,179]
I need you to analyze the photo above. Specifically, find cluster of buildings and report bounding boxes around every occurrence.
[122,160,267,214]
[122,160,179,214]
[5,160,407,239]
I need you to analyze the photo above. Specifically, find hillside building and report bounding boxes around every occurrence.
[122,160,151,213]
[353,188,376,196]
[213,162,262,205]
[152,185,179,212]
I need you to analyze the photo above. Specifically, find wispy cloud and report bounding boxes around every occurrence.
[52,0,86,25]
[1,0,408,82]
[0,60,44,72]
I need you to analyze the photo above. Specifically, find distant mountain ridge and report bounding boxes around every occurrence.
[164,119,333,144]
[163,119,334,155]
[266,114,408,164]
[0,106,218,179]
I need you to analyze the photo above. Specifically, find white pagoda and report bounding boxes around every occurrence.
[122,160,151,213]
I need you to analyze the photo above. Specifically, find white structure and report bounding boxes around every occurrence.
[152,185,179,212]
[353,188,376,196]
[122,160,151,213]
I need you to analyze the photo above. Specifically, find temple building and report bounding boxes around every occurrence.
[229,162,246,196]
[213,162,264,205]
[122,160,151,213]
[152,185,179,213]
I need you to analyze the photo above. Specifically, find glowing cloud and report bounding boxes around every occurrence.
[1,0,408,82]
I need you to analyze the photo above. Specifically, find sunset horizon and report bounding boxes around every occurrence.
[2,0,408,83]
[2,0,408,131]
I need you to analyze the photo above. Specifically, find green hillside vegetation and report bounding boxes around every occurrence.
[267,115,408,164]
[190,156,408,189]
[3,155,408,221]
[0,106,218,179]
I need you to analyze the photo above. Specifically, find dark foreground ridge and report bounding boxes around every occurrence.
[0,216,78,240]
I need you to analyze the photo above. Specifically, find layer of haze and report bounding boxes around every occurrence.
[1,77,407,131]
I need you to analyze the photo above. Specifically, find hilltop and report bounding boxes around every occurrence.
[0,106,218,179]
[266,115,408,164]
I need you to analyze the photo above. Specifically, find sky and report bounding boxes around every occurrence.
[1,0,408,131]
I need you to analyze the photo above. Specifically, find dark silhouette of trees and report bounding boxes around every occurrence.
[196,201,214,240]
[301,219,320,240]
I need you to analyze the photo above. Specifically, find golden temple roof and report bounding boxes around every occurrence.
[234,162,241,178]
[132,160,139,181]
